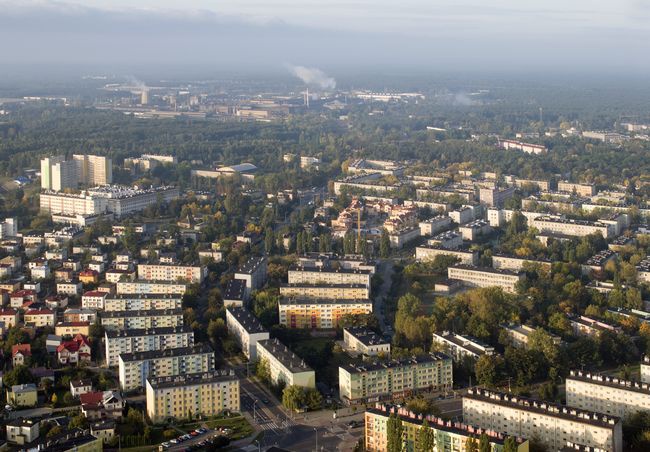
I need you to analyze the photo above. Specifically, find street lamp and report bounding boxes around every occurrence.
[253,400,258,421]
[314,427,318,452]
[254,440,261,452]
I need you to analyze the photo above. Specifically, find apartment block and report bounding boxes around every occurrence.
[432,332,495,361]
[339,353,452,404]
[146,371,239,423]
[566,370,650,420]
[479,186,516,207]
[104,326,194,367]
[415,245,478,266]
[81,291,109,310]
[569,315,622,338]
[448,265,524,293]
[41,156,76,191]
[463,388,622,452]
[137,263,205,284]
[116,279,188,295]
[558,182,597,197]
[501,324,561,349]
[532,216,613,239]
[73,154,113,186]
[492,254,552,272]
[343,327,390,357]
[427,231,463,249]
[288,265,372,287]
[225,307,269,360]
[458,220,492,241]
[279,297,373,329]
[256,338,316,388]
[279,283,370,300]
[233,256,268,297]
[103,294,183,312]
[636,256,650,284]
[365,404,528,452]
[118,344,214,391]
[418,215,452,236]
[100,308,184,331]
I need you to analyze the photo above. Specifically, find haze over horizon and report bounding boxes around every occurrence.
[1,0,650,78]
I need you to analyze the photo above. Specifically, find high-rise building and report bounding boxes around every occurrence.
[73,154,113,186]
[41,154,112,191]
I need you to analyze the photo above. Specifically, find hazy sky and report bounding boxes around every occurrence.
[1,0,649,76]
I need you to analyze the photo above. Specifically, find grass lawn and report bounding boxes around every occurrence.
[176,415,253,440]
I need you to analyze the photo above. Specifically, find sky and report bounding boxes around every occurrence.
[0,0,649,77]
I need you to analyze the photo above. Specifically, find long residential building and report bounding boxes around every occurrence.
[137,263,205,284]
[279,283,370,300]
[566,370,650,420]
[100,308,184,331]
[343,327,391,357]
[118,344,214,391]
[103,294,183,312]
[532,216,613,238]
[339,353,453,404]
[116,279,189,295]
[146,371,239,423]
[225,307,269,360]
[234,256,268,298]
[287,265,372,287]
[463,388,622,452]
[256,339,316,389]
[279,297,373,329]
[365,404,529,452]
[448,265,524,293]
[557,182,597,197]
[104,326,194,367]
[492,254,552,272]
[415,245,478,265]
[432,332,494,361]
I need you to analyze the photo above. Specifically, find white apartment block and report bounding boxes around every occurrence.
[636,256,650,284]
[558,181,597,197]
[432,332,495,361]
[416,245,478,265]
[41,156,76,191]
[479,186,516,207]
[458,220,492,241]
[280,283,370,300]
[256,339,316,389]
[137,263,205,284]
[86,185,179,217]
[105,326,194,367]
[116,280,188,295]
[100,309,184,331]
[73,154,113,186]
[233,256,267,297]
[427,231,463,249]
[278,297,373,329]
[448,265,524,293]
[146,371,239,423]
[418,215,452,236]
[501,324,561,349]
[103,294,182,312]
[0,218,17,238]
[40,191,107,216]
[288,265,372,287]
[225,307,269,360]
[339,353,453,404]
[532,216,613,239]
[492,254,552,272]
[463,388,622,452]
[343,327,390,356]
[448,206,477,225]
[566,370,650,420]
[641,356,650,384]
[487,208,558,228]
[81,291,109,310]
[118,344,214,391]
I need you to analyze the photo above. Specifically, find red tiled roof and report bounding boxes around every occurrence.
[0,308,17,315]
[25,308,54,315]
[83,291,107,297]
[79,391,103,406]
[12,344,31,357]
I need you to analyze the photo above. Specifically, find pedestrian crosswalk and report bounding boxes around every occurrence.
[257,417,295,434]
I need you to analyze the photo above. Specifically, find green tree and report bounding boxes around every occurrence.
[478,433,491,452]
[3,365,34,387]
[69,414,88,430]
[465,436,479,452]
[503,436,518,452]
[282,385,306,412]
[475,354,503,387]
[256,358,271,383]
[415,420,435,452]
[305,388,323,410]
[387,413,404,452]
[380,228,391,258]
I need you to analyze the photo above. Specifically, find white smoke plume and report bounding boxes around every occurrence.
[288,65,336,90]
[125,75,147,90]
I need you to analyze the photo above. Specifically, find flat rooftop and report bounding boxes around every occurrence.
[227,307,268,334]
[105,325,192,339]
[257,339,313,373]
[147,370,237,389]
[341,352,450,374]
[119,343,213,362]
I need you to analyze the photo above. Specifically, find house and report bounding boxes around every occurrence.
[0,308,19,329]
[91,420,117,443]
[56,334,91,364]
[7,383,38,407]
[12,344,31,367]
[9,289,37,308]
[79,269,99,284]
[6,418,40,446]
[80,390,125,420]
[24,308,56,328]
[70,379,93,398]
[44,294,69,309]
[55,321,91,337]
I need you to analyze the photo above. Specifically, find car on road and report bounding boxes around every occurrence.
[262,398,269,404]
[169,439,178,444]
